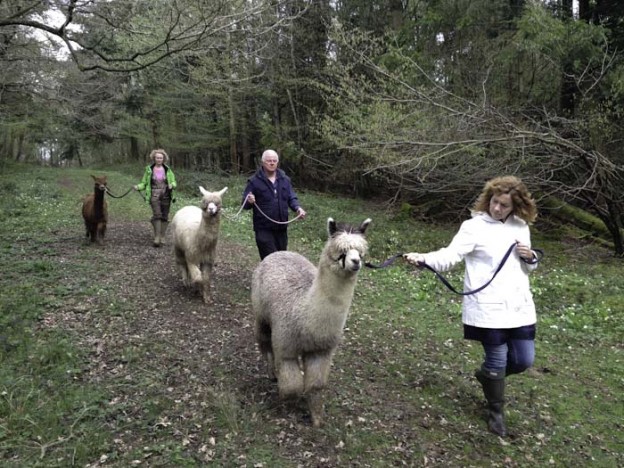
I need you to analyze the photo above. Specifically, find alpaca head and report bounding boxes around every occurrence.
[91,175,108,191]
[198,186,228,218]
[324,217,371,273]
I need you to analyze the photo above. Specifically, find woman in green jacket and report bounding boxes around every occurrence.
[134,148,177,247]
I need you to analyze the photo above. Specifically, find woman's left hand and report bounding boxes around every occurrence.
[515,241,534,261]
[404,252,425,266]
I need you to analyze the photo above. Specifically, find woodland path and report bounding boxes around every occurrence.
[38,220,469,465]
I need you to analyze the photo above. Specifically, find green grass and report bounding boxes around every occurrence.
[0,162,622,466]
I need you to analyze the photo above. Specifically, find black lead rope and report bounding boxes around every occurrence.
[364,254,404,269]
[105,187,135,199]
[419,243,516,296]
[365,244,544,296]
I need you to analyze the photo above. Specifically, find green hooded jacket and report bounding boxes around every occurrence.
[136,163,177,203]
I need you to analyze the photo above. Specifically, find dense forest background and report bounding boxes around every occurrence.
[1,0,624,253]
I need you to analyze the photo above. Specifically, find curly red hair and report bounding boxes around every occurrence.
[472,176,537,223]
[149,148,169,163]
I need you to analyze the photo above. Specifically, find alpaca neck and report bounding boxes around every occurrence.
[93,189,105,220]
[196,215,220,242]
[310,263,357,308]
[303,265,357,336]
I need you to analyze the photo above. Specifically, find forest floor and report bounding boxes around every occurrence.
[5,166,621,467]
[42,221,434,466]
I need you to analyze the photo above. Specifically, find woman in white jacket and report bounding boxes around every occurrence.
[405,176,539,437]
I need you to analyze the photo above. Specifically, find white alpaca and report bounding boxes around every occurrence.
[252,217,371,427]
[171,186,227,303]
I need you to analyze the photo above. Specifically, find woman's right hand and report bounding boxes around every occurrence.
[404,252,425,266]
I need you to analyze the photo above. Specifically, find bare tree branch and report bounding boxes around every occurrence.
[0,0,303,73]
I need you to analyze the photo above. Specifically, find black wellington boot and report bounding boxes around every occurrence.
[475,368,507,437]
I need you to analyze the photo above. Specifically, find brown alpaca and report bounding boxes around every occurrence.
[82,175,108,245]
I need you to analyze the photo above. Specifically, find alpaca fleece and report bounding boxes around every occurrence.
[82,175,108,245]
[171,186,227,304]
[252,217,371,427]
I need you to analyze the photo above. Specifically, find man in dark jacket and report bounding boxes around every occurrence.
[242,149,306,260]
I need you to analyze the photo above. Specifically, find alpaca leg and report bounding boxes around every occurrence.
[303,351,333,393]
[303,351,333,427]
[307,391,324,428]
[265,350,276,381]
[255,319,276,380]
[200,263,213,304]
[188,263,204,299]
[276,357,304,399]
[174,249,190,286]
[188,264,202,285]
[97,222,106,245]
[179,265,190,286]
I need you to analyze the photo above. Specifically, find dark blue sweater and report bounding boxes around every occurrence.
[242,168,301,231]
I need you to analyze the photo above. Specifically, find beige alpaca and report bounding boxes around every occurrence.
[252,217,371,427]
[171,186,227,303]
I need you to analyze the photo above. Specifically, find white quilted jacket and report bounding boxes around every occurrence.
[422,212,537,329]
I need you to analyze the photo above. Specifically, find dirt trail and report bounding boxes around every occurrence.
[43,220,429,465]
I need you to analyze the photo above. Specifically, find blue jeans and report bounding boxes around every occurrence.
[482,340,535,378]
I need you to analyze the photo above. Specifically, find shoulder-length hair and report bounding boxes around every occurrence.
[472,176,537,223]
[149,148,169,163]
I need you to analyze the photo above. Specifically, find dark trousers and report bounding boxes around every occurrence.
[255,229,288,260]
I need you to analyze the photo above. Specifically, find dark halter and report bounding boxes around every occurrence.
[332,252,347,269]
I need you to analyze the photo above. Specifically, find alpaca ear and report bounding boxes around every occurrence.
[218,187,228,197]
[91,175,96,181]
[359,218,372,234]
[327,217,336,236]
[199,186,208,196]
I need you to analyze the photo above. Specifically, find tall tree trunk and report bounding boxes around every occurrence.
[228,86,238,172]
[240,107,251,175]
[151,120,160,149]
[578,0,591,21]
[509,0,526,18]
[14,132,24,162]
[130,136,140,161]
[559,0,576,116]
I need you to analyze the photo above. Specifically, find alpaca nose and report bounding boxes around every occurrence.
[351,258,361,270]
[206,202,218,215]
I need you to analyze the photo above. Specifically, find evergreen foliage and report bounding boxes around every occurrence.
[1,0,624,254]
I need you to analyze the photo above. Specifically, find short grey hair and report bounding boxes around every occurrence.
[261,149,279,162]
